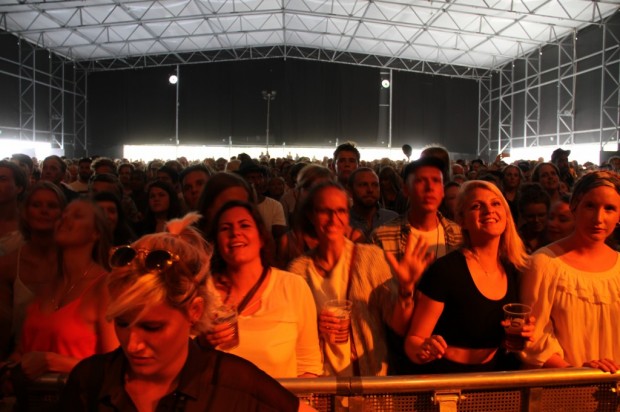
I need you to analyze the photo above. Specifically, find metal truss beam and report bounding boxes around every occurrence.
[71,68,88,158]
[600,20,620,152]
[557,31,576,147]
[477,76,492,160]
[524,47,541,149]
[18,38,36,142]
[75,45,492,81]
[49,52,64,149]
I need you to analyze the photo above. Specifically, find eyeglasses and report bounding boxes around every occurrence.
[109,246,180,272]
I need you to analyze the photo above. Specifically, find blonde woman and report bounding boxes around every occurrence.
[405,180,531,373]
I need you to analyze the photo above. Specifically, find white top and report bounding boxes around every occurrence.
[213,268,323,378]
[307,242,352,375]
[521,247,620,367]
[256,197,286,233]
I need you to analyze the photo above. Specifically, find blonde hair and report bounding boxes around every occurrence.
[455,180,528,271]
[106,212,212,334]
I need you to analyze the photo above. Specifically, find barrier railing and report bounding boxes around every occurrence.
[279,368,620,412]
[2,368,620,411]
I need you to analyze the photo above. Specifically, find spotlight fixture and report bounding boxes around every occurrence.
[381,79,390,88]
[168,73,178,85]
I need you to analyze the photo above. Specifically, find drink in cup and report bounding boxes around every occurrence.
[502,303,531,351]
[324,299,352,344]
[212,304,240,350]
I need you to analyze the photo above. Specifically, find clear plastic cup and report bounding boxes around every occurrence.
[212,304,240,350]
[323,299,352,344]
[502,303,531,351]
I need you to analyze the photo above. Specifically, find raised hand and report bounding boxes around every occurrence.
[385,231,435,294]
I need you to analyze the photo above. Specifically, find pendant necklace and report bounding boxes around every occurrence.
[52,262,94,310]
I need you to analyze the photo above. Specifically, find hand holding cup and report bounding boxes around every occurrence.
[319,299,352,345]
[206,304,240,350]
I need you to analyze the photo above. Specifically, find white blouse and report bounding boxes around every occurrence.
[521,247,620,367]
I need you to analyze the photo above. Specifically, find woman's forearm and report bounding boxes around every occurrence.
[542,353,572,368]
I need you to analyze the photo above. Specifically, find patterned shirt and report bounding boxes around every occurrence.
[371,212,463,261]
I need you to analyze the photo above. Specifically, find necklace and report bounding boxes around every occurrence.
[222,266,269,314]
[52,262,94,310]
[466,249,500,276]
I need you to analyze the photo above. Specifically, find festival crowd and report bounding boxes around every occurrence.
[0,143,618,411]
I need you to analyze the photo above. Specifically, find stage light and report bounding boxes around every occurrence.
[168,74,178,85]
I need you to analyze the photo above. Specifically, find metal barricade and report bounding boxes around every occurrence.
[3,368,620,411]
[280,368,620,412]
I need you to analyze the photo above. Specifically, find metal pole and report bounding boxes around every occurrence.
[175,64,179,146]
[266,94,271,156]
[388,69,393,148]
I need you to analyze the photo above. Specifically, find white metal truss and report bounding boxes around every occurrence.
[556,32,576,147]
[600,19,620,151]
[18,38,36,141]
[0,0,618,72]
[479,12,620,162]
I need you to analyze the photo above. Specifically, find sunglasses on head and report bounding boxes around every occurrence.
[109,246,180,272]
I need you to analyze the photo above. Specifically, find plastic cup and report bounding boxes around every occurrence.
[323,299,352,344]
[502,303,531,351]
[212,304,240,350]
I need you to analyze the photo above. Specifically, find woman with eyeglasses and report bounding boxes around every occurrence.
[288,181,428,377]
[6,198,117,380]
[277,164,363,268]
[61,213,315,411]
[202,200,323,379]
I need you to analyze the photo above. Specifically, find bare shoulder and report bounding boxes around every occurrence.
[0,250,19,282]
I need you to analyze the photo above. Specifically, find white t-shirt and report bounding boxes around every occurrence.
[256,197,286,233]
[213,268,323,378]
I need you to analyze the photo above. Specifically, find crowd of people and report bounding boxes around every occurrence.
[0,143,618,410]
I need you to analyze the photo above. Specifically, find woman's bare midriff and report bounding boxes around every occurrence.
[444,346,497,365]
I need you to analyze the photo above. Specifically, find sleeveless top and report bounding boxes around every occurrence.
[12,247,36,340]
[20,273,105,359]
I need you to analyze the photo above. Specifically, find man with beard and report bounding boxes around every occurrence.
[68,157,93,194]
[348,167,397,241]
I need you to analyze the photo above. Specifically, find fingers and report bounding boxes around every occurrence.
[385,251,399,273]
[417,335,447,362]
[587,359,619,373]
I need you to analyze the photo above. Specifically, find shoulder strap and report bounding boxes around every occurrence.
[345,245,361,376]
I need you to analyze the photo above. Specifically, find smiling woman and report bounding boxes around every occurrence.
[405,180,530,373]
[202,201,323,379]
[59,212,315,412]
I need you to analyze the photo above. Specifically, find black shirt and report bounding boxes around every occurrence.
[59,340,300,412]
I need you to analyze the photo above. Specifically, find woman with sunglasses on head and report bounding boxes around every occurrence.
[60,213,315,412]
[522,171,620,373]
[203,200,323,379]
[7,198,117,380]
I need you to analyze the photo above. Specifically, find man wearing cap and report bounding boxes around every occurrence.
[237,161,287,241]
[551,148,574,190]
[371,156,462,374]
